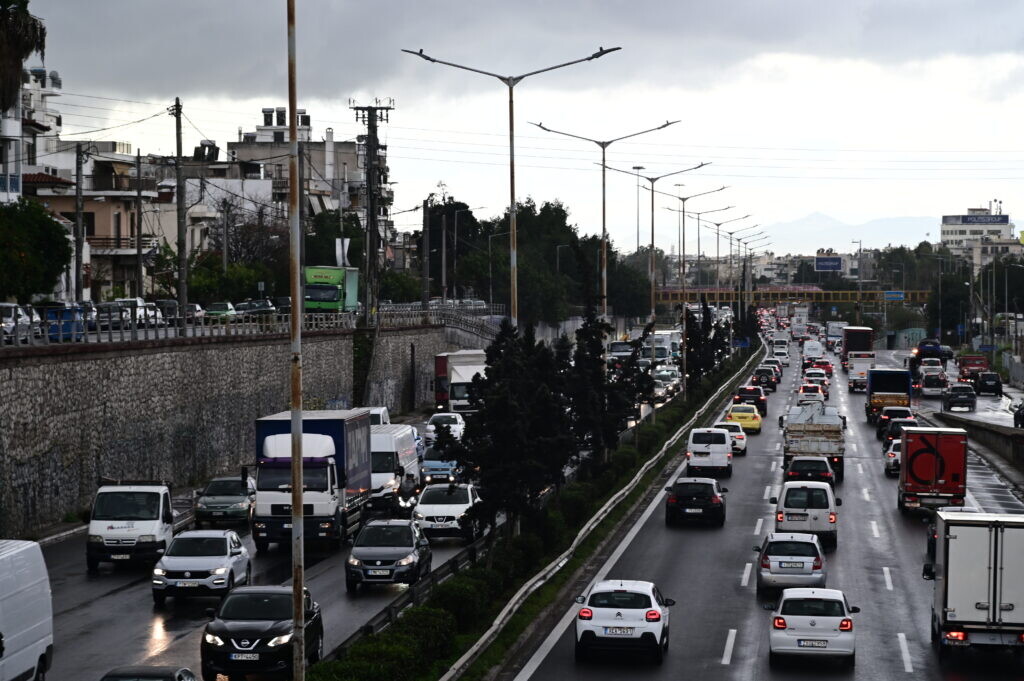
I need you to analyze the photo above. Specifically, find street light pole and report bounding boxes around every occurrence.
[533,120,678,317]
[403,46,621,326]
[691,214,750,312]
[633,166,644,253]
[852,240,863,325]
[488,231,510,308]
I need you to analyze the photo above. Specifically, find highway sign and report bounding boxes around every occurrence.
[979,344,995,352]
[815,256,843,272]
[884,291,905,301]
[831,306,838,313]
[732,338,750,348]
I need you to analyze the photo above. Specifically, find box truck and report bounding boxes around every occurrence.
[898,427,968,512]
[865,369,912,423]
[841,326,874,371]
[435,349,487,413]
[303,265,360,312]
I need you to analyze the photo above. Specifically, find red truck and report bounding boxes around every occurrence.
[957,354,989,382]
[897,427,967,512]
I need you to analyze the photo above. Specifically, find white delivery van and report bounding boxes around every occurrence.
[369,424,421,512]
[772,338,789,351]
[771,482,842,549]
[368,407,391,425]
[802,339,824,360]
[0,541,53,681]
[87,482,176,572]
[686,428,733,477]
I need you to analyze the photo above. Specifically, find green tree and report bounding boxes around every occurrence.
[379,269,420,303]
[0,1,45,112]
[0,199,71,301]
[792,260,816,284]
[306,210,363,269]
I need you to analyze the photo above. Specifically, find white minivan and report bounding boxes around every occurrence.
[770,482,842,549]
[686,428,733,477]
[0,541,53,681]
[369,424,421,512]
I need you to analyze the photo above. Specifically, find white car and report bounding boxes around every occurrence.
[414,483,481,542]
[574,579,674,665]
[425,413,466,444]
[770,482,842,549]
[773,350,791,367]
[769,588,858,669]
[712,421,747,455]
[796,384,826,405]
[884,439,901,477]
[151,530,251,606]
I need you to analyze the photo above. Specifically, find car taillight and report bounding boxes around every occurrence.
[760,554,770,569]
[578,608,593,620]
[710,495,722,505]
[823,471,833,477]
[645,610,661,622]
[685,451,692,458]
[725,415,733,420]
[944,631,966,641]
[727,453,733,460]
[831,457,839,463]
[839,618,853,631]
[787,471,798,476]
[737,434,745,439]
[829,512,837,523]
[773,617,787,630]
[776,512,784,522]
[887,452,896,458]
[667,494,677,504]
[812,556,822,570]
[760,396,766,401]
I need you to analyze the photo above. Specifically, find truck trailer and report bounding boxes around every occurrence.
[898,427,968,511]
[841,326,874,371]
[779,402,847,480]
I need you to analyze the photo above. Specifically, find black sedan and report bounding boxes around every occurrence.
[346,519,432,594]
[664,477,727,526]
[784,456,836,487]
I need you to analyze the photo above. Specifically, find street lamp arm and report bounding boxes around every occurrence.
[400,49,507,81]
[602,161,710,182]
[515,46,622,80]
[530,121,600,145]
[607,120,679,145]
[686,206,735,220]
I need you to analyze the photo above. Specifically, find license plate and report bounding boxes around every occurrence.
[779,561,803,568]
[798,640,827,648]
[684,508,703,514]
[212,511,225,516]
[604,627,634,636]
[367,569,390,576]
[786,514,808,521]
[110,554,130,560]
[177,580,200,587]
[230,653,260,661]
[282,523,292,529]
[693,452,709,457]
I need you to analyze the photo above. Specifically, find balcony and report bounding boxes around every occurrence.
[86,175,157,193]
[86,236,160,254]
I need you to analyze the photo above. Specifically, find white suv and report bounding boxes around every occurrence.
[414,483,481,543]
[151,530,250,606]
[769,588,858,669]
[574,579,674,665]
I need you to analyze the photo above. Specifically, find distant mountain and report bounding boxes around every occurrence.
[763,213,938,254]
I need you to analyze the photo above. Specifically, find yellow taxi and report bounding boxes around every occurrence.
[726,403,763,434]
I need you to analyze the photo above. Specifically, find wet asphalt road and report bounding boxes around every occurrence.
[515,345,1024,681]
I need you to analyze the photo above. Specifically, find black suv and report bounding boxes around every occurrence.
[974,372,1003,397]
[201,586,323,681]
[875,407,914,440]
[943,384,977,412]
[752,367,778,392]
[346,519,432,594]
[734,386,768,415]
[784,456,836,487]
[664,477,728,526]
[881,418,919,452]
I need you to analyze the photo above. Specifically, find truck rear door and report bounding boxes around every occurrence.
[946,522,995,625]
[997,522,1024,625]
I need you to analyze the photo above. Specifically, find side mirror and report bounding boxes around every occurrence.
[163,513,173,525]
[664,486,673,492]
[231,548,242,556]
[395,466,405,479]
[720,488,728,493]
[205,607,216,619]
[664,598,676,607]
[769,497,778,505]
[836,498,843,506]
[849,606,861,614]
[575,595,586,604]
[922,564,936,581]
[418,538,429,547]
[753,546,761,552]
[157,548,165,555]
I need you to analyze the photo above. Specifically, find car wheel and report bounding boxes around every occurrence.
[652,640,664,665]
[574,640,588,664]
[346,579,359,595]
[244,563,252,585]
[717,513,726,527]
[201,665,218,681]
[845,652,856,670]
[664,513,675,527]
[194,519,202,530]
[725,465,733,478]
[309,633,324,664]
[152,591,166,607]
[254,540,269,554]
[224,575,234,597]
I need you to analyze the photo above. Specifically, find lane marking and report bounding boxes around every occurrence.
[763,485,772,500]
[774,442,781,451]
[871,520,880,538]
[862,487,871,502]
[849,442,858,452]
[754,518,763,535]
[741,563,752,587]
[883,566,893,590]
[721,628,737,665]
[857,463,864,476]
[770,460,778,472]
[897,632,913,672]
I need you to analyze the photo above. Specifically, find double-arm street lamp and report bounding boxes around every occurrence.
[690,213,751,310]
[852,240,863,325]
[686,206,734,289]
[403,46,621,326]
[532,120,678,317]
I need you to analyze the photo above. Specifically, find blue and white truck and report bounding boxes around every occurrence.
[250,409,372,553]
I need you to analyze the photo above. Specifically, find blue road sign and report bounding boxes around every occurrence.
[957,323,965,333]
[979,344,995,352]
[884,291,905,301]
[815,256,843,272]
[732,338,750,348]
[831,306,838,313]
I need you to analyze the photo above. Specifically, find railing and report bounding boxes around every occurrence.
[86,175,157,192]
[86,236,161,251]
[373,308,501,340]
[0,173,20,193]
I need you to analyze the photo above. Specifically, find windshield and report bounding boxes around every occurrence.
[691,432,727,445]
[0,307,13,319]
[784,487,830,509]
[92,491,160,521]
[781,598,844,617]
[884,409,912,419]
[450,384,471,400]
[420,487,469,505]
[166,537,227,557]
[355,524,413,547]
[430,415,460,426]
[801,385,821,394]
[588,591,652,609]
[256,466,328,492]
[715,423,743,433]
[304,284,340,302]
[923,375,946,387]
[209,303,230,312]
[766,541,818,557]
[738,389,761,397]
[731,406,756,415]
[653,347,669,358]
[219,592,291,620]
[609,342,632,354]
[371,451,397,474]
[204,480,245,496]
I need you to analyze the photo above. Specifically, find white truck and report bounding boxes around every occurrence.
[923,512,1024,657]
[435,349,487,413]
[847,351,876,392]
[825,321,848,351]
[779,402,847,481]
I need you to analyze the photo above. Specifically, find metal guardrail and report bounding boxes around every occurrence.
[374,308,501,341]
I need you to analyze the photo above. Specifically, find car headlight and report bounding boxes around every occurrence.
[211,567,229,575]
[152,567,166,576]
[138,534,156,543]
[88,534,104,544]
[195,501,207,509]
[204,633,225,646]
[267,632,293,647]
[413,512,424,520]
[396,552,418,566]
[229,501,248,509]
[347,556,361,566]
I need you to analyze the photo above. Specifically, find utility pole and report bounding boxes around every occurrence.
[172,97,187,332]
[421,199,430,310]
[297,140,305,269]
[351,100,394,323]
[441,213,447,301]
[633,165,644,253]
[135,150,144,298]
[222,199,229,273]
[74,142,84,301]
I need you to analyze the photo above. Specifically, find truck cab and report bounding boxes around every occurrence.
[87,483,176,573]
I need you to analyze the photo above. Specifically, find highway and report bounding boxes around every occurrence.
[513,345,1024,681]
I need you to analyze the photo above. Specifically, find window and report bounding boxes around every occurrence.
[765,541,818,557]
[273,131,285,143]
[691,431,727,445]
[588,591,652,609]
[371,451,397,474]
[672,482,713,498]
[220,593,292,620]
[784,487,830,509]
[166,537,227,557]
[781,598,845,617]
[355,524,413,547]
[420,486,469,504]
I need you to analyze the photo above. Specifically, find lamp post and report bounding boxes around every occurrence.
[452,206,484,301]
[852,240,863,325]
[488,231,510,308]
[723,224,760,307]
[739,234,770,315]
[403,46,621,326]
[687,206,734,291]
[690,213,750,311]
[533,120,678,317]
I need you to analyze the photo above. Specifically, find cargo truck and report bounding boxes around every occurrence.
[958,354,990,383]
[825,321,848,351]
[897,427,967,512]
[250,409,372,552]
[847,351,875,392]
[841,326,874,371]
[922,511,1024,657]
[779,402,847,481]
[865,369,912,424]
[435,349,487,413]
[303,265,360,312]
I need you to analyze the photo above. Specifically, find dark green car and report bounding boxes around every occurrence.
[194,477,254,527]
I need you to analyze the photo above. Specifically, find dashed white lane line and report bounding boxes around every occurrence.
[774,442,781,451]
[871,520,880,538]
[862,487,871,502]
[721,628,737,665]
[763,485,772,500]
[883,566,893,590]
[857,463,864,476]
[741,563,752,587]
[897,632,913,672]
[770,460,778,472]
[754,518,763,535]
[849,442,858,452]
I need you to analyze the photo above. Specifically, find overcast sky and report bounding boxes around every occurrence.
[30,0,1024,255]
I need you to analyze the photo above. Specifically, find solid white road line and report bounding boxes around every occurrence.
[897,632,913,672]
[862,487,871,501]
[883,566,893,590]
[857,463,864,476]
[763,485,772,500]
[754,518,763,535]
[721,628,737,665]
[741,563,752,587]
[871,520,880,538]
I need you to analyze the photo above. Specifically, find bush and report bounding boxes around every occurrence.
[610,447,637,479]
[389,606,456,661]
[317,633,421,681]
[559,482,596,529]
[429,577,486,631]
[636,422,667,457]
[508,533,545,578]
[535,509,569,550]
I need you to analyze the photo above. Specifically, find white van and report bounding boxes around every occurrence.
[770,481,842,549]
[368,406,391,425]
[369,424,420,511]
[686,428,733,477]
[802,339,824,360]
[0,541,53,681]
[772,338,789,351]
[87,482,176,572]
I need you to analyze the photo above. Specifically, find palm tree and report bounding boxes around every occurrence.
[0,0,46,112]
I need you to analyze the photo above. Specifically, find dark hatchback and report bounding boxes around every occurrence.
[201,586,323,681]
[974,372,1003,396]
[664,477,727,526]
[100,667,196,681]
[881,418,919,452]
[875,407,914,439]
[784,456,835,488]
[943,384,977,411]
[345,519,432,594]
[734,386,768,415]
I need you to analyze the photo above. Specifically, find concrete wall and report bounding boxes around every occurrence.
[932,411,1024,473]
